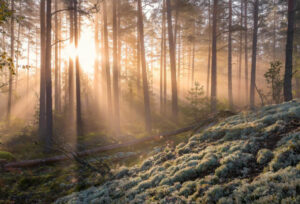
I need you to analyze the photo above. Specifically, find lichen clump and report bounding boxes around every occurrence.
[56,100,300,204]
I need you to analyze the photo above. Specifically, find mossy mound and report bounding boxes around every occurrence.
[56,100,300,204]
[0,151,16,161]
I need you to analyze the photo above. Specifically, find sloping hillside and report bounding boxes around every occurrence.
[56,101,300,203]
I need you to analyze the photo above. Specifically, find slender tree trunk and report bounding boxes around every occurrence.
[250,0,259,109]
[27,29,30,98]
[228,0,233,109]
[39,0,46,143]
[238,0,243,101]
[15,0,21,92]
[54,0,59,112]
[166,0,178,119]
[244,0,249,104]
[163,0,167,113]
[284,0,295,101]
[211,0,218,113]
[68,3,74,118]
[137,0,152,133]
[160,1,165,113]
[112,0,121,135]
[45,0,53,150]
[74,0,83,136]
[94,12,99,103]
[137,27,141,89]
[191,23,195,85]
[7,0,14,125]
[102,0,112,117]
[207,0,211,97]
[177,26,181,96]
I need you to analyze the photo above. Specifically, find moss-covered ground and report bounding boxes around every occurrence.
[55,100,300,203]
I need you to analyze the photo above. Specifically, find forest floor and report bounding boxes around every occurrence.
[1,100,300,203]
[55,100,300,203]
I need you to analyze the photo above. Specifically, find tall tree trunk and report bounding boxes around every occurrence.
[191,23,195,86]
[94,12,99,103]
[163,0,167,113]
[207,0,211,97]
[177,26,181,96]
[244,0,249,104]
[102,0,112,117]
[166,0,178,119]
[160,1,165,113]
[250,0,259,109]
[211,0,218,113]
[238,0,243,101]
[68,2,74,118]
[45,0,53,150]
[228,0,233,109]
[7,0,14,125]
[284,0,295,101]
[74,0,83,136]
[15,0,21,92]
[39,0,46,143]
[113,0,121,135]
[136,27,141,89]
[54,0,59,112]
[27,29,30,98]
[137,0,152,133]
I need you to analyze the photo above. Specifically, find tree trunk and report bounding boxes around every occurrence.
[228,0,233,109]
[211,0,218,113]
[207,0,211,97]
[244,0,249,104]
[160,1,165,113]
[102,0,113,117]
[39,0,46,143]
[7,0,14,125]
[54,0,59,112]
[113,0,121,135]
[166,0,178,119]
[74,0,83,136]
[137,0,152,133]
[94,12,99,104]
[68,2,74,118]
[177,26,181,97]
[163,0,167,113]
[250,0,259,109]
[45,0,53,150]
[284,0,295,101]
[238,0,243,101]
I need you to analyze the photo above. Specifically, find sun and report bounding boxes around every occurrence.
[62,27,97,76]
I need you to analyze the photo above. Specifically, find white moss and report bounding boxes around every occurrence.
[257,149,274,165]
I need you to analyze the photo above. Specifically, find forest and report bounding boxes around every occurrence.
[0,0,299,203]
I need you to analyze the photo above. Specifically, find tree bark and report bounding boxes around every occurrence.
[207,0,211,97]
[45,0,53,150]
[74,0,83,136]
[228,0,233,109]
[160,1,165,113]
[137,0,152,133]
[7,0,14,125]
[39,0,46,143]
[211,0,218,113]
[94,12,99,104]
[166,0,178,119]
[244,0,249,104]
[284,0,295,101]
[54,0,59,112]
[102,0,112,117]
[250,0,259,109]
[238,0,243,101]
[113,0,121,135]
[68,2,74,119]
